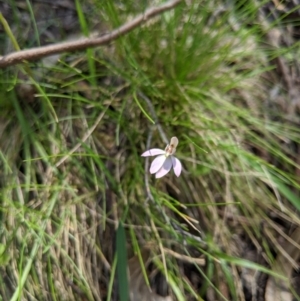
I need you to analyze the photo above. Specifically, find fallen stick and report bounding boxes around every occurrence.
[0,0,182,68]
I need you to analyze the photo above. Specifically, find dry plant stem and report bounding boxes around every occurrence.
[0,0,183,68]
[162,248,205,266]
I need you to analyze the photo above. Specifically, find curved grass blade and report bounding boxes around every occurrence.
[133,91,155,124]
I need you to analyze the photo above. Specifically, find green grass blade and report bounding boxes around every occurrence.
[116,222,129,301]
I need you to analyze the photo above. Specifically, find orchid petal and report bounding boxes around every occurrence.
[155,157,172,178]
[171,156,182,177]
[141,148,166,157]
[150,155,166,174]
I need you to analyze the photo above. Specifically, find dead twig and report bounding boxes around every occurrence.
[0,0,182,68]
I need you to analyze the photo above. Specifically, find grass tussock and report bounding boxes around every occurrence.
[0,0,300,300]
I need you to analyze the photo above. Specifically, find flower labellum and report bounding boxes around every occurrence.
[141,137,182,178]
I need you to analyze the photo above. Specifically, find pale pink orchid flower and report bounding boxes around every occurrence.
[141,137,182,178]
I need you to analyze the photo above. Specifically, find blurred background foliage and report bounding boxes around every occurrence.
[0,0,300,300]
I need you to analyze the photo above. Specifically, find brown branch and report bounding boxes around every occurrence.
[0,0,182,68]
